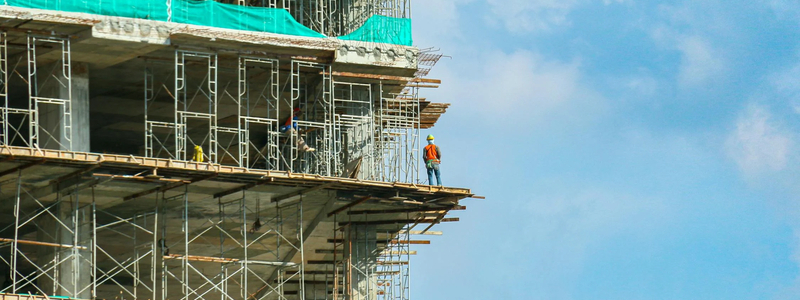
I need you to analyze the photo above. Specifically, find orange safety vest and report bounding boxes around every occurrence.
[424,144,440,162]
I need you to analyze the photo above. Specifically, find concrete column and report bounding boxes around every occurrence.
[345,225,378,300]
[36,199,92,299]
[38,62,90,152]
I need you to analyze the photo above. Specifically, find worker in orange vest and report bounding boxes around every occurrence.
[423,134,442,186]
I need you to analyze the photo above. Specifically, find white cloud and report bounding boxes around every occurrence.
[625,74,659,97]
[771,62,800,114]
[726,105,792,174]
[518,187,668,299]
[651,27,727,89]
[429,49,606,127]
[410,0,473,45]
[676,35,725,87]
[764,0,800,21]
[651,3,733,89]
[485,0,579,33]
[476,50,579,111]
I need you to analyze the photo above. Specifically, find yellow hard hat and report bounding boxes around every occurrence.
[426,135,434,140]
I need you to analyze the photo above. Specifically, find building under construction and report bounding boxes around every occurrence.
[0,1,478,300]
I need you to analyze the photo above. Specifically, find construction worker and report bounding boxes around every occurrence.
[193,145,204,162]
[280,107,315,152]
[423,134,442,186]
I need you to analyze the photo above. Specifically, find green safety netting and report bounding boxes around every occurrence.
[3,0,410,44]
[171,0,324,37]
[339,15,412,46]
[5,0,324,38]
[6,0,170,21]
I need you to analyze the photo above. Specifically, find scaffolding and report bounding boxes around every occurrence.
[376,84,420,184]
[376,228,410,300]
[286,60,334,176]
[329,216,413,300]
[0,171,308,300]
[223,0,411,37]
[0,33,74,152]
[0,2,469,300]
[141,51,422,183]
[238,56,280,170]
[0,172,92,298]
[333,81,375,180]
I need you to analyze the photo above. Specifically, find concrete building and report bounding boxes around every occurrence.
[0,1,477,300]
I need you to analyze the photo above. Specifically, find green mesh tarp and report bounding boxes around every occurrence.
[5,0,323,38]
[339,15,412,46]
[6,0,170,21]
[4,0,410,44]
[171,0,324,37]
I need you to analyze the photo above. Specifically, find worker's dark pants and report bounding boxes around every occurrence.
[427,163,441,186]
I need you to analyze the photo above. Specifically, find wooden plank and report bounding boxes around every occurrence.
[326,71,442,84]
[0,237,88,250]
[214,178,272,199]
[347,205,465,215]
[327,196,372,216]
[400,230,443,236]
[123,173,216,201]
[272,182,335,204]
[338,218,459,226]
[388,240,430,245]
[0,145,474,197]
[0,160,45,177]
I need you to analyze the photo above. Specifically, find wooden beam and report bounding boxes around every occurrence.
[400,230,443,236]
[328,196,371,217]
[346,205,465,215]
[213,177,272,199]
[303,270,337,275]
[313,249,421,255]
[123,173,216,201]
[376,261,409,265]
[325,71,442,84]
[0,237,88,250]
[421,212,448,233]
[273,280,338,285]
[51,164,100,184]
[162,254,295,266]
[325,239,429,244]
[339,218,459,226]
[382,251,418,255]
[93,173,189,184]
[388,240,430,245]
[272,182,335,206]
[0,160,45,177]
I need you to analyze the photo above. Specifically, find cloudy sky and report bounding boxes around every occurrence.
[409,1,800,299]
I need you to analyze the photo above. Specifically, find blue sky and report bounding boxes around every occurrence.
[408,1,800,299]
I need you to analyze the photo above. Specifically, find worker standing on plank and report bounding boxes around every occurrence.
[423,134,442,186]
[193,145,204,162]
[280,107,315,152]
